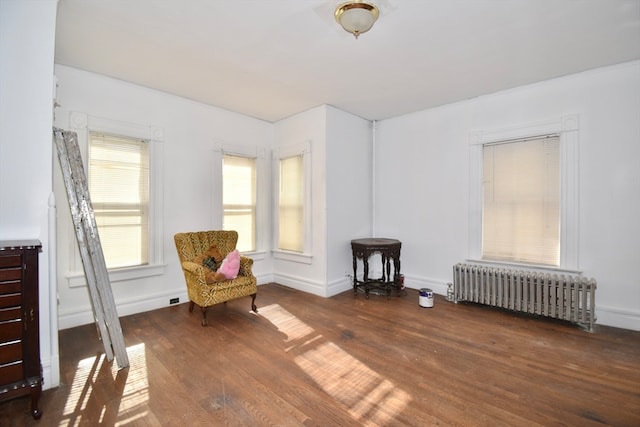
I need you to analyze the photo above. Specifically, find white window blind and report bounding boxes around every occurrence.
[89,132,149,269]
[482,135,560,266]
[278,155,304,252]
[222,154,256,252]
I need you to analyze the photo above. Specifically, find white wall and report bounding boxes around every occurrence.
[271,105,373,297]
[375,61,640,331]
[54,71,373,317]
[0,0,59,389]
[48,61,640,332]
[53,65,273,329]
[272,106,329,295]
[325,106,373,294]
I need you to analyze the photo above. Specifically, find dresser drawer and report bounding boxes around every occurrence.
[0,254,21,268]
[0,307,21,322]
[0,319,22,342]
[0,340,22,365]
[0,268,22,282]
[0,293,21,309]
[0,281,22,296]
[0,360,23,384]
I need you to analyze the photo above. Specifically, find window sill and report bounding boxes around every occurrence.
[272,250,313,265]
[241,250,267,261]
[66,263,167,288]
[466,259,582,275]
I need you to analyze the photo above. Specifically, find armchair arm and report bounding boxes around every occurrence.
[238,255,254,277]
[181,261,207,276]
[183,257,254,282]
[180,261,209,286]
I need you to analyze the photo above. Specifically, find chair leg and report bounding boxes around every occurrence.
[188,301,195,312]
[250,293,258,313]
[200,306,209,326]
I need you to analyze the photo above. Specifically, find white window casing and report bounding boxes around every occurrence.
[65,112,165,286]
[212,142,268,260]
[469,114,580,272]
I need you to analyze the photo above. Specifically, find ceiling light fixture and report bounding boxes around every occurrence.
[334,1,379,39]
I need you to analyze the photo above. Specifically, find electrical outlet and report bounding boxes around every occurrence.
[169,297,179,305]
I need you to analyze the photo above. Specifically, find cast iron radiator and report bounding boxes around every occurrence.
[452,263,597,331]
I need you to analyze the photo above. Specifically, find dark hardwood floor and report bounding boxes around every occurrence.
[3,283,640,426]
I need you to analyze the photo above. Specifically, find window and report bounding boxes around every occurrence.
[469,115,579,270]
[273,141,312,262]
[482,136,560,266]
[89,132,149,269]
[213,145,266,257]
[222,154,256,252]
[278,155,304,252]
[64,112,165,287]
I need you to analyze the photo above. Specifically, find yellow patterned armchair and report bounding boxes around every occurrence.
[174,230,257,326]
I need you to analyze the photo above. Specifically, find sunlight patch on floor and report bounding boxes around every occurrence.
[295,341,411,425]
[60,343,149,426]
[260,303,411,425]
[259,303,315,343]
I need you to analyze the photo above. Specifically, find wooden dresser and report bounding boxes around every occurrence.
[0,240,43,419]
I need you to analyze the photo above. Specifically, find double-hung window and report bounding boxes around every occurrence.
[89,132,150,269]
[214,144,265,255]
[278,154,304,252]
[222,154,257,252]
[64,112,165,287]
[470,115,579,270]
[273,141,312,263]
[482,135,560,266]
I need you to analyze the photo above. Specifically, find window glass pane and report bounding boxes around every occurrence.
[223,154,256,252]
[279,155,304,252]
[89,132,149,269]
[482,136,560,265]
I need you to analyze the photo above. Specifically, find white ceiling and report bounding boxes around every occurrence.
[54,0,640,123]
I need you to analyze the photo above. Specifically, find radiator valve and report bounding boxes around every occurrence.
[446,283,454,302]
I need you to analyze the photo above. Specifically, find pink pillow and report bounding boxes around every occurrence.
[216,249,240,279]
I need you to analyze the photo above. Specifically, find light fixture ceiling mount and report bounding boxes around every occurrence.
[334,1,380,39]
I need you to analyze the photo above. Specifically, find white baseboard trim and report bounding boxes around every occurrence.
[57,276,640,333]
[402,274,450,296]
[271,273,328,297]
[408,274,640,332]
[327,276,353,297]
[595,306,640,332]
[41,354,60,390]
[58,288,188,330]
[59,275,275,330]
[255,273,274,286]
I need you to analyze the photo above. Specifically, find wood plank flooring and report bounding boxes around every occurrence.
[3,283,640,426]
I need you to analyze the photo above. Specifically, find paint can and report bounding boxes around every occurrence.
[419,288,434,308]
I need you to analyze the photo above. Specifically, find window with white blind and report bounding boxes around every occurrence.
[222,154,256,252]
[278,154,304,252]
[482,136,560,266]
[63,112,164,287]
[89,132,150,269]
[273,141,312,262]
[469,115,580,271]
